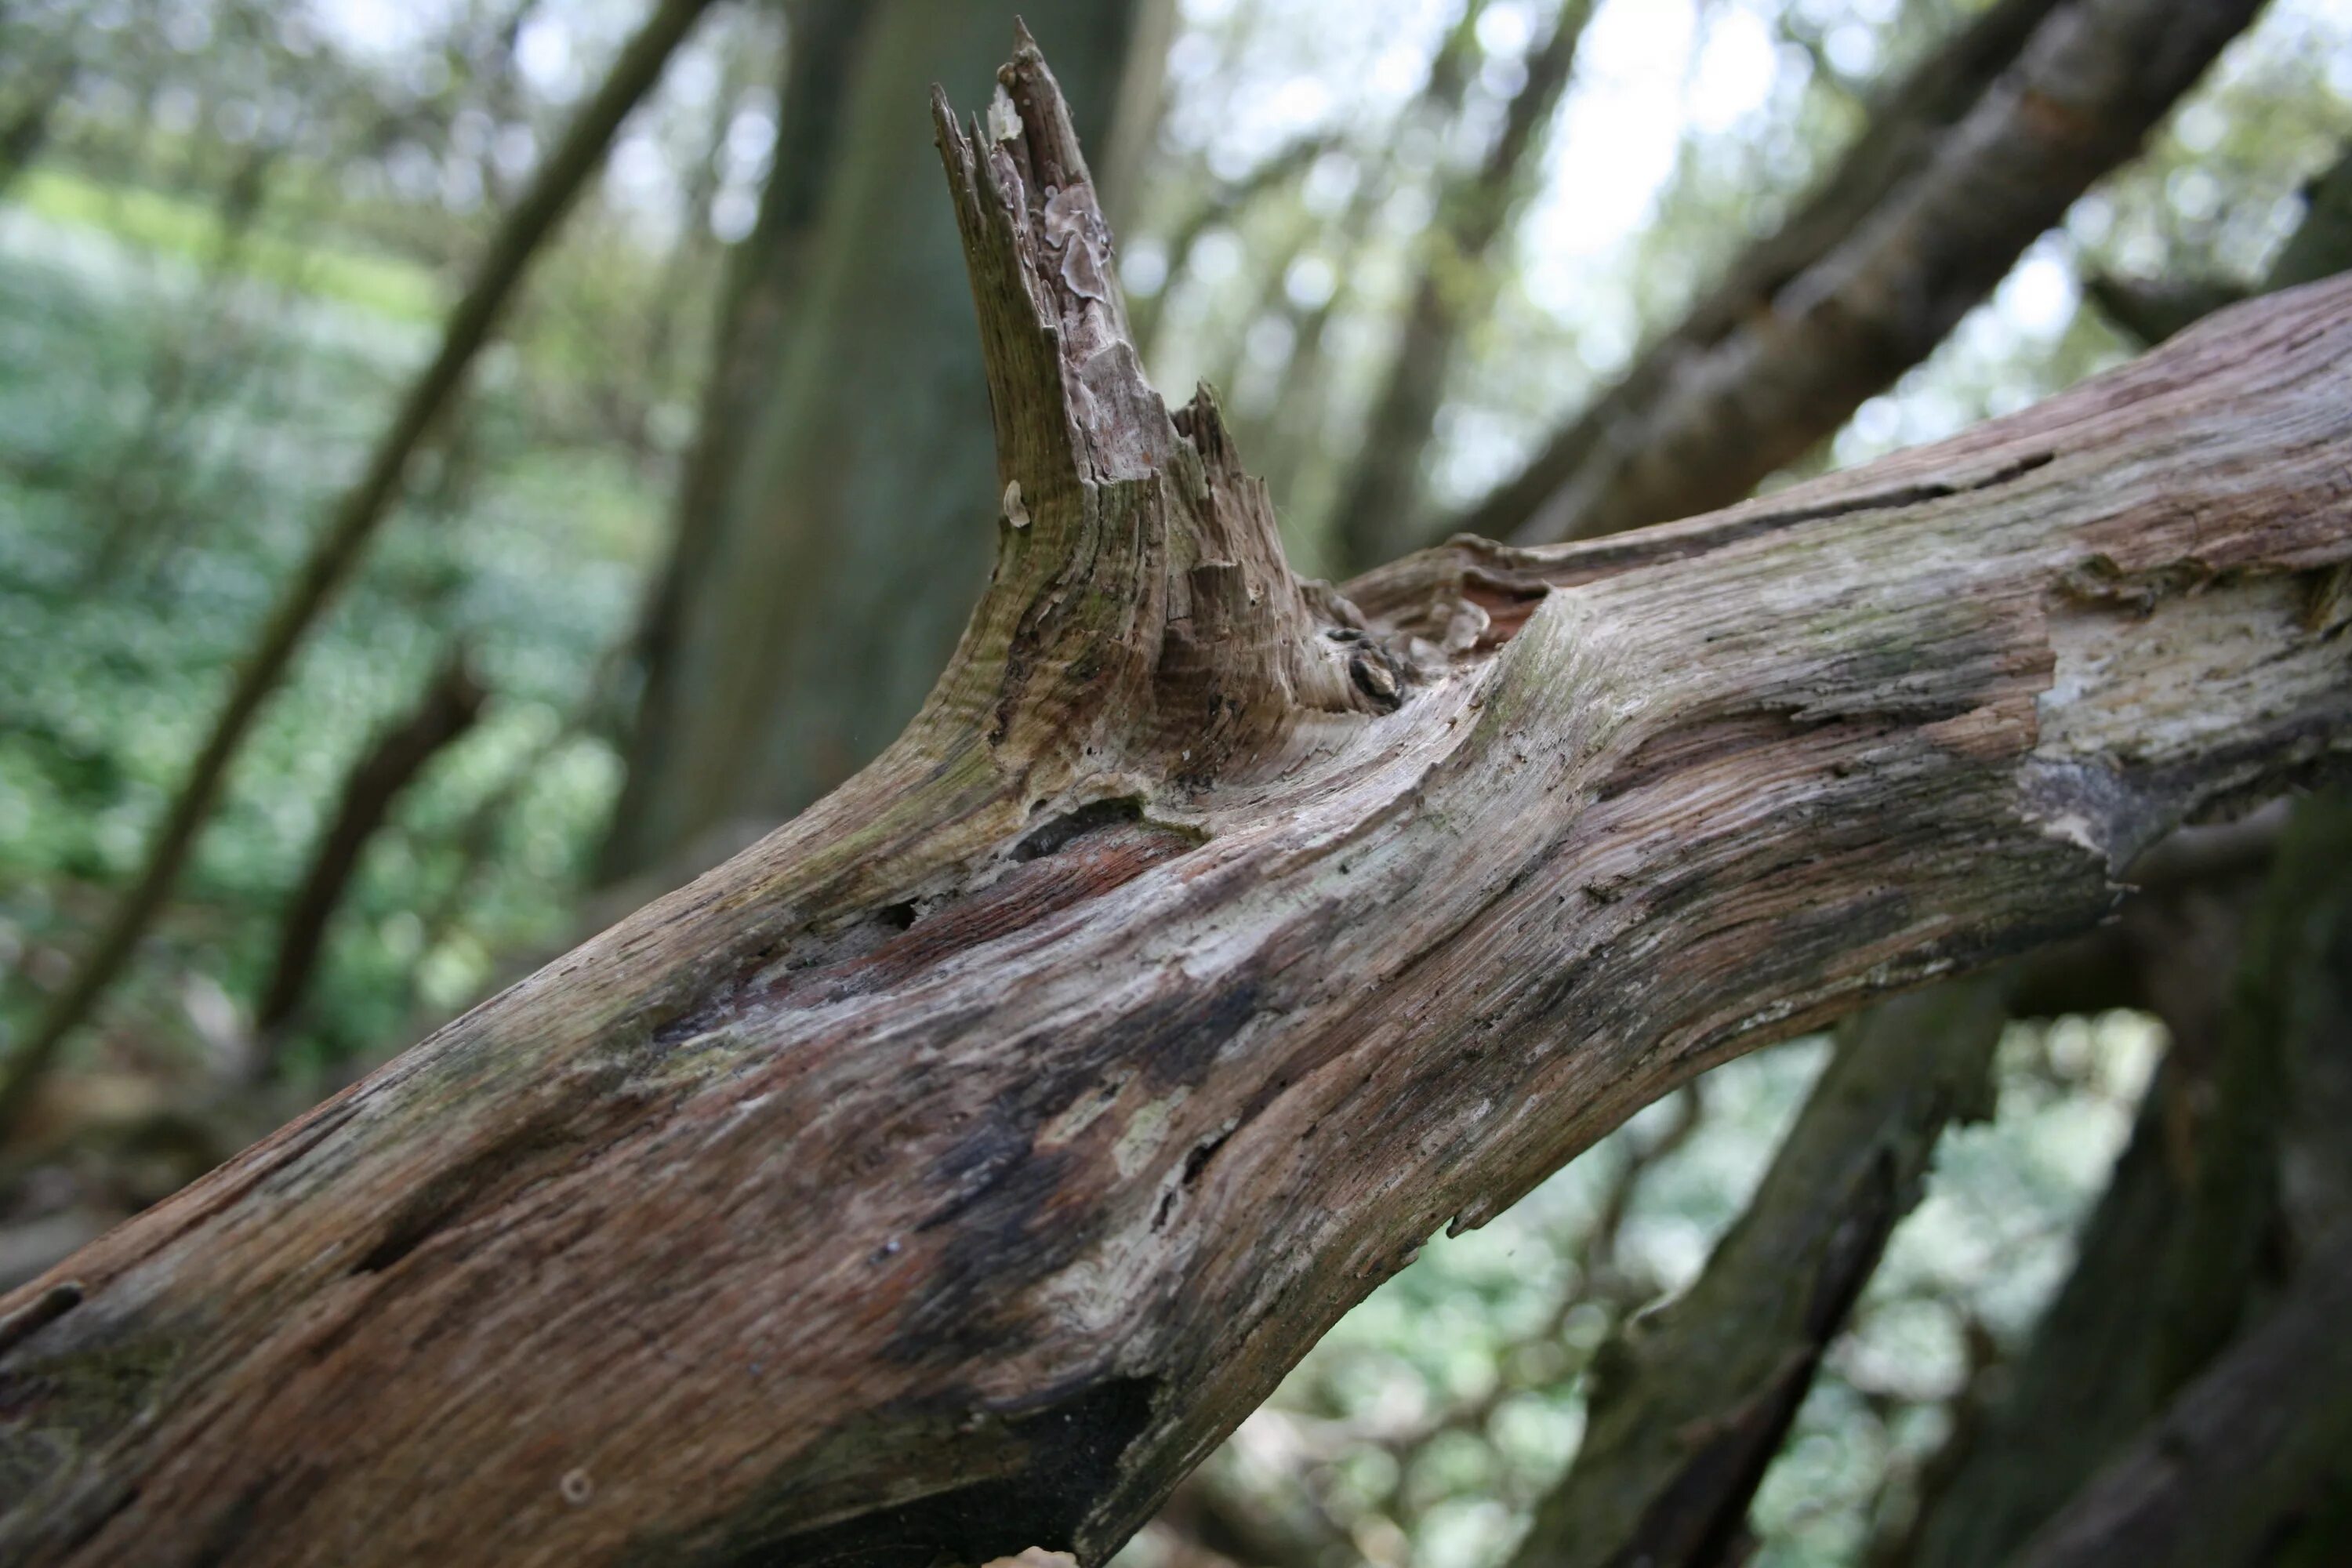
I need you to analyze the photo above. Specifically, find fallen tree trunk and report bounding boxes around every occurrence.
[1,34,2349,1568]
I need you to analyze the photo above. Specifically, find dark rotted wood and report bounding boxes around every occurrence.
[0,32,2349,1568]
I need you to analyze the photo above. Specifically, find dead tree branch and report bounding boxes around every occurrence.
[0,34,2347,1568]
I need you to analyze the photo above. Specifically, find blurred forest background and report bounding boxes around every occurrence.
[1,0,2348,1564]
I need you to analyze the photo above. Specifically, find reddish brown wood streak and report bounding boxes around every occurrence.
[766,816,1196,1011]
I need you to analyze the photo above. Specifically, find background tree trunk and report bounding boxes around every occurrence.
[2089,136,2352,343]
[1446,0,2068,550]
[1504,982,2007,1568]
[1448,0,2259,547]
[1998,794,2352,1568]
[597,0,1167,891]
[1875,870,2282,1568]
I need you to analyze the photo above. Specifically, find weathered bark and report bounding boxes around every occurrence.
[1330,0,1595,572]
[1450,0,2256,547]
[1889,162,2352,1563]
[0,38,2348,1568]
[1504,982,2006,1568]
[600,0,1160,888]
[252,654,488,1050]
[0,0,724,1137]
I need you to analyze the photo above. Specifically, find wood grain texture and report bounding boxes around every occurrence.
[1,34,2348,1568]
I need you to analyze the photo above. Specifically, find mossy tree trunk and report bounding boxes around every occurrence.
[0,35,2347,1568]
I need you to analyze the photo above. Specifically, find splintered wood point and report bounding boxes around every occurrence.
[926,29,1397,789]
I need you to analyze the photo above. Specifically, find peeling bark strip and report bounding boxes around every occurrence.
[1,34,2350,1568]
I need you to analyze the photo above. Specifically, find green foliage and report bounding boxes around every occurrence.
[13,165,447,321]
[0,205,654,1081]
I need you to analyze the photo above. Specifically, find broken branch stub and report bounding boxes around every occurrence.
[0,31,2347,1568]
[924,33,1398,789]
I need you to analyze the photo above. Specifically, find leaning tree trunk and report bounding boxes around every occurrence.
[1504,980,2009,1568]
[1997,793,2352,1568]
[1889,855,2286,1568]
[1451,0,2261,547]
[1,36,2349,1568]
[1444,0,2069,549]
